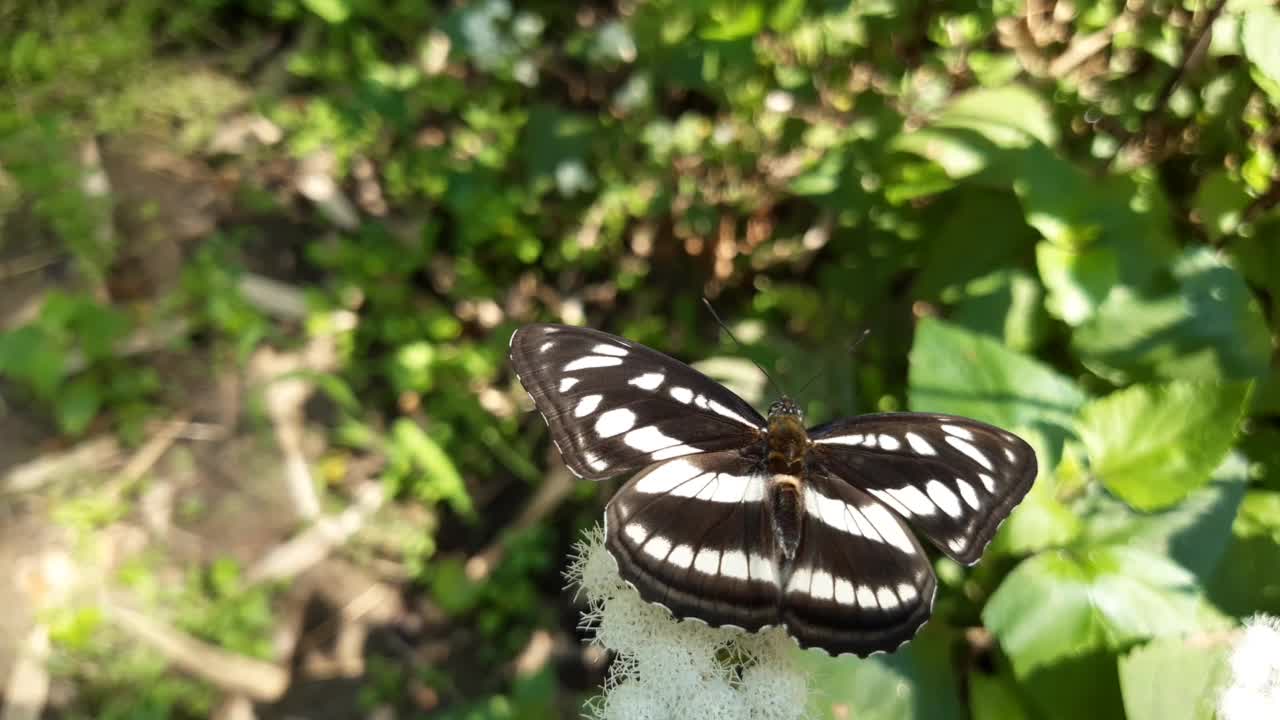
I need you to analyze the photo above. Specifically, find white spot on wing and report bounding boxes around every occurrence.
[877,586,899,609]
[669,387,693,404]
[668,544,694,568]
[942,424,974,440]
[539,341,554,353]
[949,537,968,554]
[583,451,609,472]
[693,548,721,575]
[558,377,579,393]
[926,480,964,518]
[592,344,629,357]
[624,523,648,545]
[693,395,709,410]
[806,487,860,538]
[644,536,671,560]
[878,434,901,450]
[864,434,878,448]
[888,485,937,516]
[980,473,996,492]
[574,394,602,417]
[811,569,835,601]
[946,436,995,470]
[595,408,636,438]
[869,489,912,518]
[861,503,917,554]
[897,583,918,604]
[956,478,981,510]
[749,554,777,585]
[815,434,863,446]
[856,585,878,608]
[905,432,936,455]
[628,372,664,390]
[834,578,856,606]
[623,425,680,453]
[787,567,812,593]
[720,550,750,580]
[1005,447,1017,463]
[633,459,701,494]
[708,399,758,428]
[565,355,622,371]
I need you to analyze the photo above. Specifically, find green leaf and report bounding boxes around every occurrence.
[1242,6,1280,100]
[1080,453,1248,580]
[1036,242,1119,326]
[1074,248,1271,382]
[969,668,1032,720]
[389,419,473,515]
[913,189,1038,302]
[1077,381,1250,511]
[1194,170,1252,240]
[56,376,102,436]
[1020,651,1126,720]
[0,325,67,398]
[802,625,963,720]
[700,2,765,41]
[1207,490,1280,615]
[909,318,1085,463]
[982,546,1228,676]
[1118,635,1232,720]
[301,0,351,23]
[892,85,1057,180]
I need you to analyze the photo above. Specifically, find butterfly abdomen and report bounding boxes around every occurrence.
[766,408,809,567]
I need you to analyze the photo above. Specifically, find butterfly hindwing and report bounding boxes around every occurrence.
[510,324,765,480]
[605,451,779,632]
[780,471,936,655]
[807,413,1037,564]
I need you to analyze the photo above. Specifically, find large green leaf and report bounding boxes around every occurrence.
[802,625,962,720]
[892,84,1056,180]
[1020,651,1126,720]
[982,546,1228,676]
[913,189,1038,302]
[1076,381,1251,511]
[909,318,1085,463]
[1073,248,1271,382]
[1118,635,1232,720]
[1208,490,1280,616]
[1079,453,1248,580]
[1242,5,1280,101]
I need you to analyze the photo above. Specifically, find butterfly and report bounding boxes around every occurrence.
[509,323,1036,656]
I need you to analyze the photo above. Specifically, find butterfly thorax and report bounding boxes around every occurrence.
[766,398,808,563]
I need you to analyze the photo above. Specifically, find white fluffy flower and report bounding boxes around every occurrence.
[1219,614,1280,720]
[567,526,813,720]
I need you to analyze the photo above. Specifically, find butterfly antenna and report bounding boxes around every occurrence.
[701,298,789,399]
[794,328,872,398]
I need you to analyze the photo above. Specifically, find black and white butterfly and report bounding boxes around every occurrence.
[510,323,1035,656]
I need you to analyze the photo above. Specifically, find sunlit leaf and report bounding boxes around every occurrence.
[1074,248,1271,382]
[802,625,962,720]
[983,547,1229,676]
[1118,635,1231,720]
[909,318,1085,462]
[1077,381,1250,511]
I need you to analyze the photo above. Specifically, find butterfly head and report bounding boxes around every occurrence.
[768,397,803,421]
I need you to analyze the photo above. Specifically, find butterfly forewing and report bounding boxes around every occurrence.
[808,413,1036,565]
[605,451,779,632]
[780,472,936,655]
[510,324,765,480]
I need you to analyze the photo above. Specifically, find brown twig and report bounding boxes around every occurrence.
[1106,0,1229,171]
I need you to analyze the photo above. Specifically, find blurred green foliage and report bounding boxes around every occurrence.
[3,0,1280,717]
